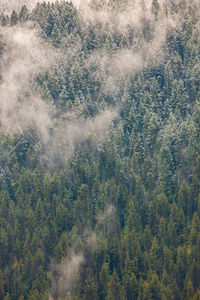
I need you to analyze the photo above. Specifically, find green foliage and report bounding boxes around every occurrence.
[0,0,200,299]
[10,10,18,25]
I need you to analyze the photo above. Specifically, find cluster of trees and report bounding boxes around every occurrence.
[1,0,200,299]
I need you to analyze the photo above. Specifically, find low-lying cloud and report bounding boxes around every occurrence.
[0,0,81,13]
[0,25,54,137]
[49,205,116,299]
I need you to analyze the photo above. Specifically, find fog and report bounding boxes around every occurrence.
[0,22,118,161]
[0,25,54,137]
[0,0,198,299]
[49,205,116,299]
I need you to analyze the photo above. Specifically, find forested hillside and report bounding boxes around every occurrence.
[1,0,200,299]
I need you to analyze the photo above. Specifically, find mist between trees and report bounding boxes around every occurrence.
[1,0,200,299]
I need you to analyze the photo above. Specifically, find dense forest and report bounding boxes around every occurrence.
[0,0,200,299]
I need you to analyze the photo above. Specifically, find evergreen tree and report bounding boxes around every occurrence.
[10,10,18,25]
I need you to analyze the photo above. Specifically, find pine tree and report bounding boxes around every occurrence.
[100,261,110,299]
[19,5,29,22]
[51,23,61,47]
[10,10,18,25]
[107,270,126,300]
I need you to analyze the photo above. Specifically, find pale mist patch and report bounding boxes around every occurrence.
[43,108,119,168]
[49,205,116,299]
[88,204,117,245]
[78,0,180,79]
[0,0,81,13]
[0,25,55,138]
[0,21,119,163]
[49,252,84,300]
[79,0,158,30]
